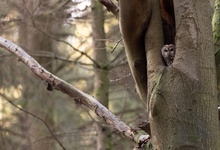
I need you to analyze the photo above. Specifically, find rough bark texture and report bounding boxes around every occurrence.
[119,0,151,106]
[91,1,111,150]
[149,0,220,149]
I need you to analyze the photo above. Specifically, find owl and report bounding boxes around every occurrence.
[161,44,176,66]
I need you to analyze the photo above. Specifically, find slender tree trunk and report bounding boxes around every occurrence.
[91,1,111,150]
[18,11,32,150]
[148,0,220,149]
[18,1,56,149]
[213,0,220,105]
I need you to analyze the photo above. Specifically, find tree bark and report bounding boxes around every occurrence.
[145,0,164,111]
[149,0,220,149]
[119,0,151,105]
[91,1,111,150]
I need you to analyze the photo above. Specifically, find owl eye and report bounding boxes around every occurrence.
[165,49,168,52]
[170,49,173,51]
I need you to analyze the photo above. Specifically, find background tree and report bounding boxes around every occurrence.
[0,0,147,150]
[119,0,220,149]
[91,1,111,149]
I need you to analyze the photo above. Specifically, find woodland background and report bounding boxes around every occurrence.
[0,0,144,149]
[0,0,218,150]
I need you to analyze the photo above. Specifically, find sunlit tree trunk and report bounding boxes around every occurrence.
[91,1,111,150]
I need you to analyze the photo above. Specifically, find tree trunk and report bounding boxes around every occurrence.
[91,1,111,150]
[18,1,56,149]
[213,0,220,105]
[148,0,220,149]
[119,0,151,105]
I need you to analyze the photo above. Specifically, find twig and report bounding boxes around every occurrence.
[99,0,119,17]
[31,19,100,67]
[111,38,122,53]
[0,93,66,150]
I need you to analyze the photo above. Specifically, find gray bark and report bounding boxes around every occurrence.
[148,0,220,149]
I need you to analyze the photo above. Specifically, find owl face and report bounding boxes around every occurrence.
[161,44,176,66]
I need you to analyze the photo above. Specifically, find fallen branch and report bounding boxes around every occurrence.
[0,36,149,147]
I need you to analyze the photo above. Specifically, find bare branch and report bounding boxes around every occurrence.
[0,53,93,66]
[0,36,149,146]
[30,19,100,67]
[110,38,122,53]
[99,0,119,17]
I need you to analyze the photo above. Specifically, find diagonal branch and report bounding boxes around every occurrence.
[99,0,119,17]
[0,36,149,147]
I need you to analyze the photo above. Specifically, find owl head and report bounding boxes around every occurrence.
[161,44,176,66]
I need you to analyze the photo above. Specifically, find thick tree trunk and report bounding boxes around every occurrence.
[149,0,220,149]
[91,1,111,150]
[145,0,164,111]
[119,0,151,105]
